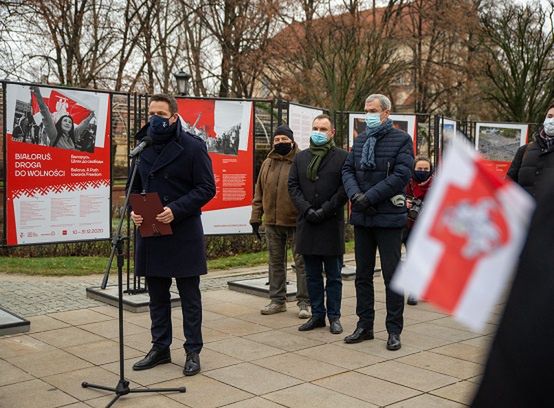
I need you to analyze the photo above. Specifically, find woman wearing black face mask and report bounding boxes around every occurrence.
[403,156,433,305]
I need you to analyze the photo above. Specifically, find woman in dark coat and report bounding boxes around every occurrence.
[403,156,434,306]
[507,103,554,200]
[288,114,348,334]
[129,94,215,377]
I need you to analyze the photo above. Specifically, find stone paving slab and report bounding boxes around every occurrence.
[0,257,493,408]
[0,272,283,317]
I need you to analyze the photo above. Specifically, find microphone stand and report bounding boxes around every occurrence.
[82,150,186,407]
[101,137,152,289]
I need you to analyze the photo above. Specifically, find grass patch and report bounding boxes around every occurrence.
[2,256,109,276]
[2,240,355,276]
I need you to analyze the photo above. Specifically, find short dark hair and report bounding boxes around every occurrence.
[313,113,334,129]
[547,102,554,115]
[150,93,178,115]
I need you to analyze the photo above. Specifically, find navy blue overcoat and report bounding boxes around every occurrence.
[129,121,216,278]
[342,126,414,228]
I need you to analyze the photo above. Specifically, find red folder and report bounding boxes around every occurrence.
[129,193,173,237]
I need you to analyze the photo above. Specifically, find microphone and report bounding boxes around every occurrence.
[129,136,152,158]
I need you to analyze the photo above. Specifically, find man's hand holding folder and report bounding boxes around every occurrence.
[129,192,173,237]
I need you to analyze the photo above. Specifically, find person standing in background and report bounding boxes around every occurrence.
[250,124,310,318]
[342,94,414,351]
[288,114,348,334]
[403,156,434,306]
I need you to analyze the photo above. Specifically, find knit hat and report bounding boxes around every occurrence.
[273,124,294,141]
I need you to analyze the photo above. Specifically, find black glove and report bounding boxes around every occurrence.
[351,192,370,211]
[305,208,325,223]
[251,222,262,240]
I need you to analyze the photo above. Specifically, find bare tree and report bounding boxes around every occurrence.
[264,0,408,114]
[179,1,211,96]
[14,0,120,88]
[479,1,554,123]
[188,0,282,98]
[403,0,482,115]
[113,0,152,91]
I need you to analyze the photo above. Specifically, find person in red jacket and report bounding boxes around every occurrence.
[403,156,433,305]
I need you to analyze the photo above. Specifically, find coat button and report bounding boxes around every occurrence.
[149,173,154,179]
[315,193,319,198]
[535,170,540,175]
[164,173,169,179]
[315,176,320,180]
[163,195,169,202]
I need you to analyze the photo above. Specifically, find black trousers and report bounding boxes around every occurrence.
[354,226,404,334]
[146,276,203,354]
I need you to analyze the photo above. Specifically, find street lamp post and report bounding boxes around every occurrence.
[173,69,192,96]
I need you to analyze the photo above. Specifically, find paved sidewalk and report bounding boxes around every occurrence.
[0,270,267,317]
[0,260,497,407]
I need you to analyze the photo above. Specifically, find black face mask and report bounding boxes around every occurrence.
[413,170,431,182]
[274,142,293,156]
[148,115,177,143]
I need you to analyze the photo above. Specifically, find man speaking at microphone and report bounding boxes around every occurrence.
[128,94,215,376]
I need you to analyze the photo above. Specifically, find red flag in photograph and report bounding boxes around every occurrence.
[392,137,534,331]
[31,89,92,125]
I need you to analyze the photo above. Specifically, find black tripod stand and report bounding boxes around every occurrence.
[82,151,186,407]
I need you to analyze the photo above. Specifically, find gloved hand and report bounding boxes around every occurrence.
[305,208,325,223]
[351,192,370,211]
[251,222,262,240]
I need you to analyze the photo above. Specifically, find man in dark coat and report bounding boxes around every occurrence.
[342,94,414,351]
[471,177,554,407]
[288,114,348,334]
[129,94,216,376]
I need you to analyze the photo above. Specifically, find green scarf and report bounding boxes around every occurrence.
[307,138,335,181]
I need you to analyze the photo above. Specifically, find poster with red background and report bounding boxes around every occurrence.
[4,84,111,246]
[176,98,254,234]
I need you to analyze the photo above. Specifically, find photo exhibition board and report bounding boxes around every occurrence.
[475,122,528,177]
[348,113,417,151]
[4,83,111,246]
[176,97,254,234]
[288,103,324,150]
[437,117,457,164]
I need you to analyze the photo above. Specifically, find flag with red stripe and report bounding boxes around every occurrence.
[392,137,534,331]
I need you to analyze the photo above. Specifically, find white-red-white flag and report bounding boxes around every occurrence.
[392,137,535,332]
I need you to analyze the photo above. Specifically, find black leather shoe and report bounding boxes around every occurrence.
[298,317,326,331]
[329,319,343,334]
[407,296,418,306]
[183,352,201,376]
[387,333,401,351]
[344,327,374,344]
[132,348,171,371]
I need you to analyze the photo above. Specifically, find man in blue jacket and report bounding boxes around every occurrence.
[129,94,216,376]
[342,94,414,350]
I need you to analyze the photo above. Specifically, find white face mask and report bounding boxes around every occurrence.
[544,117,554,137]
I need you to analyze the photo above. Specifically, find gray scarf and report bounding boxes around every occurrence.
[360,119,393,170]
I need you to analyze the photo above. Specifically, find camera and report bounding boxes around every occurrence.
[407,197,423,221]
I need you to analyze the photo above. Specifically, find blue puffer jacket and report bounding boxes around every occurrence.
[342,126,414,228]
